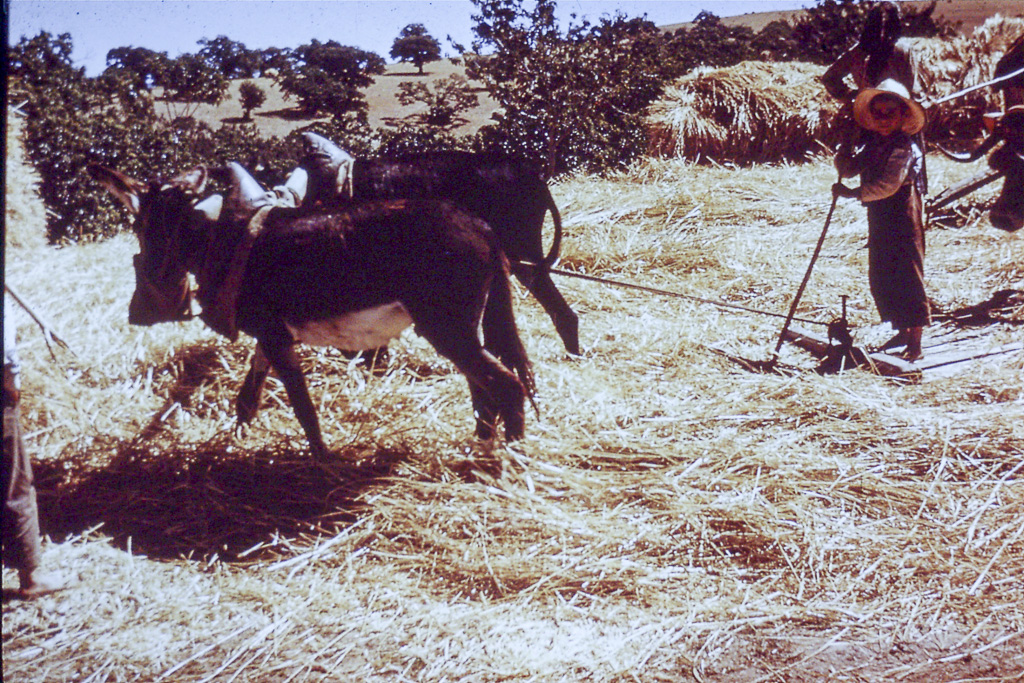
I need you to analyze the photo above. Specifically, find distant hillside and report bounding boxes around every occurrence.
[159,0,1024,143]
[661,0,1024,34]
[160,59,499,141]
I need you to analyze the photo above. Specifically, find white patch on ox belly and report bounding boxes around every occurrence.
[286,302,413,350]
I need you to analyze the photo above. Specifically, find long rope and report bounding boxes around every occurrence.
[528,264,829,327]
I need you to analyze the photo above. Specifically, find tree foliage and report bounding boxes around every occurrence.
[395,74,479,130]
[661,11,756,77]
[465,0,670,176]
[160,53,229,108]
[275,40,385,120]
[6,32,286,243]
[390,24,443,74]
[238,80,267,120]
[196,35,261,78]
[103,46,171,88]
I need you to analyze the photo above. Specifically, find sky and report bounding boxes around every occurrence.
[6,0,812,76]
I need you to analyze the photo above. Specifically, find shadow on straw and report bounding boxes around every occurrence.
[34,438,411,563]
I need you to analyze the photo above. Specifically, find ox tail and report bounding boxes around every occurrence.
[541,190,563,268]
[483,259,537,410]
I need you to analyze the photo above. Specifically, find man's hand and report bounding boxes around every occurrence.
[832,182,860,200]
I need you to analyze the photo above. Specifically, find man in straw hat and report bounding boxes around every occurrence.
[822,2,927,192]
[822,2,918,102]
[832,79,930,360]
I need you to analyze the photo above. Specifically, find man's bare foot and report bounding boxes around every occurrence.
[900,327,924,361]
[18,569,69,599]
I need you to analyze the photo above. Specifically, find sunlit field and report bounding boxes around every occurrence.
[4,92,1022,680]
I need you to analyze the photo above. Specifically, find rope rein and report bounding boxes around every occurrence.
[515,261,831,328]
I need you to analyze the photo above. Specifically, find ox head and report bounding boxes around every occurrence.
[936,106,1024,232]
[90,165,220,325]
[984,107,1024,232]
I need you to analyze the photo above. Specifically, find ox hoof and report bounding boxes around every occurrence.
[236,401,259,425]
[310,443,332,461]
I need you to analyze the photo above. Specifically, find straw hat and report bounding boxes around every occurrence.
[853,79,927,135]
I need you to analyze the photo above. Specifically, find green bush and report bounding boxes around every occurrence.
[8,32,292,243]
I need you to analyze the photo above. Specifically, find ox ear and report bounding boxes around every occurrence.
[88,164,147,215]
[222,162,272,222]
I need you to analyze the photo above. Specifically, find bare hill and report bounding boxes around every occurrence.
[662,0,1024,34]
[163,59,500,141]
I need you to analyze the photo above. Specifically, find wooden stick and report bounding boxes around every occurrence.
[5,282,75,359]
[773,192,839,358]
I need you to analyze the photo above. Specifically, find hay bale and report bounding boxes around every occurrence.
[646,61,836,164]
[4,106,48,250]
[914,15,1024,141]
[646,17,1024,161]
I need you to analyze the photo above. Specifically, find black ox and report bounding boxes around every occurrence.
[90,163,535,457]
[939,33,1024,232]
[287,134,581,355]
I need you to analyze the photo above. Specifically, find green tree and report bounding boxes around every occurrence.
[161,53,229,114]
[103,46,170,88]
[197,35,260,78]
[258,47,291,75]
[390,24,442,74]
[395,74,479,129]
[238,80,267,120]
[465,0,669,176]
[660,11,757,77]
[276,40,385,120]
[8,31,289,243]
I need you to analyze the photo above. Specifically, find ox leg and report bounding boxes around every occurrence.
[237,343,270,424]
[514,268,580,355]
[259,339,328,458]
[420,329,527,441]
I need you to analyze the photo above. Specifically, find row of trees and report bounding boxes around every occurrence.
[8,0,954,243]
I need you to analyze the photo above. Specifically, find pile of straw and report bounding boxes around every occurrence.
[913,15,1024,141]
[4,107,47,249]
[646,61,837,164]
[647,16,1024,162]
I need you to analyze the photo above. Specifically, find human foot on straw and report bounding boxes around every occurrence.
[17,569,71,600]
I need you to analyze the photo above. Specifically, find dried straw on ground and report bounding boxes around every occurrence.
[646,61,836,164]
[4,102,1024,681]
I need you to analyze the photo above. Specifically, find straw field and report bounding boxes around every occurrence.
[648,16,1024,163]
[4,99,1024,681]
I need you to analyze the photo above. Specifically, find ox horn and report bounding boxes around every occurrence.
[302,132,348,160]
[163,166,209,195]
[223,162,273,222]
[193,194,224,222]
